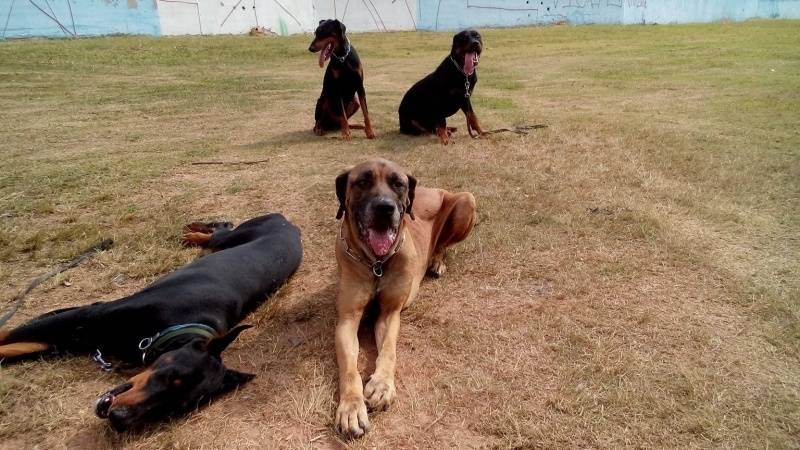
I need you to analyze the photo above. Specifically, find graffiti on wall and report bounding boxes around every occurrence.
[420,0,649,30]
[312,0,418,32]
[3,0,800,38]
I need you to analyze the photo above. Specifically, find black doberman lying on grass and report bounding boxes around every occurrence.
[0,213,302,432]
[399,30,484,145]
[308,19,376,140]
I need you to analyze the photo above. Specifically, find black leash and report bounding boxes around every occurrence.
[0,238,114,328]
[482,124,548,136]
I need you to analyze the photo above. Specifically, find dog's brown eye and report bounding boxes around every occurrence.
[356,179,370,188]
[393,180,405,189]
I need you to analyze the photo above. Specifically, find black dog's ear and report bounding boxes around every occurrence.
[336,20,346,36]
[207,324,252,356]
[335,170,349,220]
[319,19,326,25]
[406,174,417,220]
[219,369,256,393]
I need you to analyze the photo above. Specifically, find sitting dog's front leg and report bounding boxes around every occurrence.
[339,98,352,140]
[335,278,372,437]
[462,99,484,138]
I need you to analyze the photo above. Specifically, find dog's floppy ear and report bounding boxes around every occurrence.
[335,170,349,220]
[335,20,346,36]
[406,174,417,220]
[319,19,325,25]
[218,368,256,393]
[207,324,252,356]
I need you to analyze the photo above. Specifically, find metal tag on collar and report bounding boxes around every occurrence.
[93,349,113,372]
[372,261,384,277]
[465,80,471,98]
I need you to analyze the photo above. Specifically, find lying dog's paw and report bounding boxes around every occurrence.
[184,222,213,234]
[365,128,376,139]
[427,260,447,278]
[313,126,325,136]
[335,396,370,437]
[181,231,212,247]
[364,375,396,411]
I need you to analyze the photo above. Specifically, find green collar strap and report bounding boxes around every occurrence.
[138,323,218,365]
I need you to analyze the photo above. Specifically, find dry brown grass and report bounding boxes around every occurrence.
[1,21,799,449]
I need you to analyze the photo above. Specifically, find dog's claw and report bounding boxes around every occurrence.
[335,397,370,437]
[364,375,396,411]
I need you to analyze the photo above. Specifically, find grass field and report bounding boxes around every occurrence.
[0,20,798,449]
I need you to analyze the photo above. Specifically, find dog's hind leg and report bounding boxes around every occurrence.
[0,304,101,360]
[428,192,477,277]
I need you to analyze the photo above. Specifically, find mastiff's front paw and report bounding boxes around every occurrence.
[335,396,370,437]
[364,375,396,411]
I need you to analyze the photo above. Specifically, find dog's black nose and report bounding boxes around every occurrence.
[373,201,396,217]
[308,45,315,52]
[95,394,113,418]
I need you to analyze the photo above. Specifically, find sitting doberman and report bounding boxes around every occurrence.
[308,19,375,140]
[399,30,484,145]
[0,213,302,432]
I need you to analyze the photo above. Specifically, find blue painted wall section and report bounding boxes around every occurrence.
[2,0,161,39]
[417,0,800,30]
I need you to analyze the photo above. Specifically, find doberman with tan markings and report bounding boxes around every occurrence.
[308,19,375,140]
[0,213,302,432]
[333,159,476,436]
[399,29,485,144]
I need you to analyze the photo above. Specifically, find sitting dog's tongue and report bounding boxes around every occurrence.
[319,43,332,68]
[464,52,477,76]
[366,228,394,257]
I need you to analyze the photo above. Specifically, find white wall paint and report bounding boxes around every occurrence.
[158,0,315,36]
[312,0,417,32]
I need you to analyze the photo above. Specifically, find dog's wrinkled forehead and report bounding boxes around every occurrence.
[348,160,406,189]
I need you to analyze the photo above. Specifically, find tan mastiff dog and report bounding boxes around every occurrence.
[333,158,476,436]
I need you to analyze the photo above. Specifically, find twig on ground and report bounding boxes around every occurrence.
[0,239,114,327]
[482,124,548,136]
[190,159,270,166]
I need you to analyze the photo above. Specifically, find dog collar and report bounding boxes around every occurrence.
[449,56,472,98]
[138,323,218,365]
[332,40,351,64]
[339,224,405,278]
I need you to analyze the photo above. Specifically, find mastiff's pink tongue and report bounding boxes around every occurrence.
[319,43,332,68]
[366,229,395,257]
[464,52,477,75]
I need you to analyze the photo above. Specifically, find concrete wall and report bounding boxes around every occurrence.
[2,0,160,39]
[2,0,800,39]
[157,0,314,36]
[416,0,800,30]
[312,0,418,32]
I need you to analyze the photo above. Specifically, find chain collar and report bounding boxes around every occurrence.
[332,40,351,64]
[449,56,472,98]
[138,323,217,365]
[339,223,404,278]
